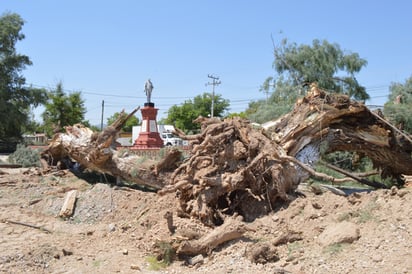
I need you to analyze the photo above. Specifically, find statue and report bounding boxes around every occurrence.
[144,79,153,103]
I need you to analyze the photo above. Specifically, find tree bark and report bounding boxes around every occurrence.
[265,86,412,178]
[177,217,252,256]
[165,88,412,226]
[41,107,181,190]
[41,87,412,226]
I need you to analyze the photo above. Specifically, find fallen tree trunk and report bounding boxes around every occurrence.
[41,107,181,190]
[264,85,412,178]
[164,87,412,226]
[41,86,412,227]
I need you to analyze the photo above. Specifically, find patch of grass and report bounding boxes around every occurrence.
[130,167,139,178]
[323,243,349,255]
[155,241,175,265]
[146,256,168,270]
[146,241,176,270]
[336,212,352,222]
[253,236,269,243]
[356,198,379,223]
[157,148,166,160]
[136,156,148,164]
[92,259,103,267]
[287,241,301,259]
[357,210,374,223]
[337,199,379,223]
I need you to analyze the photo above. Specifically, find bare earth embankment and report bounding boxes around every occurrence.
[0,166,411,274]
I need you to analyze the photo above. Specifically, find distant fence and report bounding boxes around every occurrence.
[119,146,192,160]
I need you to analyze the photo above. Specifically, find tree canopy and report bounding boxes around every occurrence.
[248,78,299,124]
[41,82,86,137]
[0,12,47,141]
[164,92,230,132]
[248,39,370,124]
[107,112,139,132]
[384,75,412,133]
[268,38,369,101]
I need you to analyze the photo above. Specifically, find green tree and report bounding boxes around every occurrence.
[41,82,86,136]
[384,75,412,133]
[0,12,47,142]
[248,39,370,124]
[268,38,369,101]
[248,78,299,123]
[165,92,230,132]
[107,112,139,132]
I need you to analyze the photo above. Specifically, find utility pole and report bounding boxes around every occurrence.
[100,100,104,131]
[206,74,221,118]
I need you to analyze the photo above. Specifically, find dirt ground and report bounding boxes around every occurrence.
[0,162,411,273]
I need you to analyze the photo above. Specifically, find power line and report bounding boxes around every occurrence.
[27,82,390,101]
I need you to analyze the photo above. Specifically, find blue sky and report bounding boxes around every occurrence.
[2,0,412,125]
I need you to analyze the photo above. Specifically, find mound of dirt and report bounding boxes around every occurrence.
[1,167,411,273]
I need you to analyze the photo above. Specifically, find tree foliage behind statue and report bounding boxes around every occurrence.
[164,92,230,133]
[384,75,412,134]
[0,12,47,143]
[107,112,139,132]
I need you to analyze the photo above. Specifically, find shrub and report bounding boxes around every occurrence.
[8,144,41,167]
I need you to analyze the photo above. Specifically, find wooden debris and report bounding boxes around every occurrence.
[41,106,168,190]
[59,190,77,218]
[177,217,253,256]
[164,211,176,235]
[1,219,51,233]
[40,89,412,227]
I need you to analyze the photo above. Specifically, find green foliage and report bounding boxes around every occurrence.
[226,111,248,119]
[320,151,399,187]
[323,243,349,255]
[106,112,139,132]
[248,79,299,123]
[155,241,175,266]
[270,38,369,100]
[337,199,379,223]
[41,82,86,137]
[287,241,301,258]
[146,241,176,270]
[146,241,175,270]
[165,92,230,132]
[8,144,40,167]
[146,256,168,270]
[384,75,412,134]
[0,12,48,142]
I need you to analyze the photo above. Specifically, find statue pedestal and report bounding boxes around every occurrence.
[131,103,163,149]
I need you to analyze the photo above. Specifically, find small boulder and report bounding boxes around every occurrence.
[318,221,360,246]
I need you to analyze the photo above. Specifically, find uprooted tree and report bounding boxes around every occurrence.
[42,85,412,228]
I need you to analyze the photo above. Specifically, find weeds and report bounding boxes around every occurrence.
[323,243,348,255]
[287,241,301,260]
[337,198,379,223]
[92,259,103,267]
[146,256,168,270]
[146,241,176,270]
[8,144,41,167]
[356,199,379,223]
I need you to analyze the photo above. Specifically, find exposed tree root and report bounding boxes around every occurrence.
[163,88,412,226]
[176,216,253,256]
[41,87,412,229]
